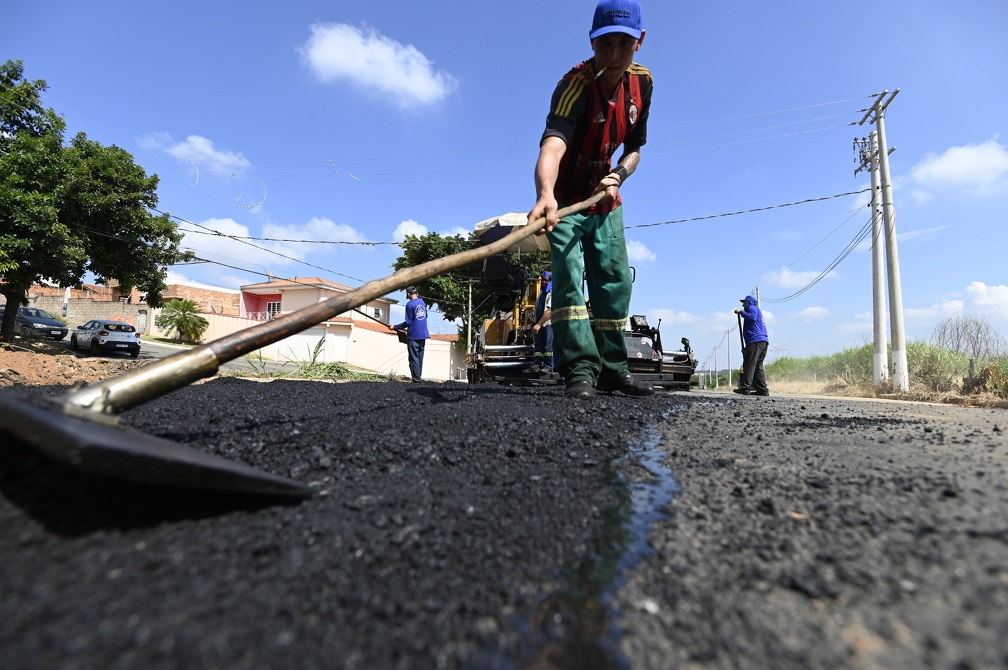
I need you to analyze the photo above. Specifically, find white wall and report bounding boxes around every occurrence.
[149,310,462,381]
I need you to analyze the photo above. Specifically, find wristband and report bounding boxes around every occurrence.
[609,165,628,183]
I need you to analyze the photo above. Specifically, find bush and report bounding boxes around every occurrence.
[906,341,962,393]
[155,299,209,343]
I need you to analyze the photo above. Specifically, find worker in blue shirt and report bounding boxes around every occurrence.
[393,286,430,382]
[734,294,770,396]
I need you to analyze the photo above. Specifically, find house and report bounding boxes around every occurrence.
[17,275,465,381]
[237,277,464,381]
[238,276,395,363]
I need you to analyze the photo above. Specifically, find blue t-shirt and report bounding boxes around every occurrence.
[396,297,429,341]
[739,298,768,345]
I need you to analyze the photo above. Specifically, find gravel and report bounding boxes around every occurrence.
[1,379,1006,669]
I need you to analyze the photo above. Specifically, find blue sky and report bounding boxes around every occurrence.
[5,1,1007,364]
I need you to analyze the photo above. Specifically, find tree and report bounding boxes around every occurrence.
[930,313,1006,377]
[155,299,210,343]
[0,60,193,342]
[391,231,550,350]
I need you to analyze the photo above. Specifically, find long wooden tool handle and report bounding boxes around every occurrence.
[62,193,606,417]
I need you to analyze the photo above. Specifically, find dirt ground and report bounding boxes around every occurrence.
[2,346,1007,669]
[0,342,147,386]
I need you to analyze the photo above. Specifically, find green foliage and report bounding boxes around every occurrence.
[242,350,292,377]
[766,344,875,386]
[905,341,964,393]
[239,338,385,382]
[155,299,209,343]
[391,230,551,349]
[766,339,1008,396]
[980,364,1008,398]
[0,59,193,342]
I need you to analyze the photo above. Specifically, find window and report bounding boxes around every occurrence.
[267,301,282,320]
[373,308,382,320]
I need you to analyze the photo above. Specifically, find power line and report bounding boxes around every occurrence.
[759,201,871,287]
[761,215,874,304]
[166,189,873,246]
[625,189,869,230]
[152,208,367,283]
[650,94,876,131]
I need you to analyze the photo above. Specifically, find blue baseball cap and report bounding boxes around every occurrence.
[590,0,643,40]
[541,271,552,279]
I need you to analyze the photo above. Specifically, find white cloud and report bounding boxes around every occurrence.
[897,226,948,244]
[909,138,1008,197]
[792,306,830,322]
[181,218,295,270]
[440,226,470,238]
[763,267,836,289]
[905,299,963,322]
[626,239,656,262]
[650,308,701,325]
[966,281,1008,311]
[839,311,874,335]
[164,270,239,292]
[176,216,371,281]
[393,219,427,242]
[300,23,458,109]
[137,133,250,177]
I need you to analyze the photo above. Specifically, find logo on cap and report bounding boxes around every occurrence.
[590,0,643,40]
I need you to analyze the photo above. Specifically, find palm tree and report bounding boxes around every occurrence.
[155,299,209,343]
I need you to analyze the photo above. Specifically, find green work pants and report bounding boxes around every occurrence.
[547,205,632,385]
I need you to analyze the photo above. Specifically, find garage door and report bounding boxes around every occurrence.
[282,327,329,362]
[281,328,349,363]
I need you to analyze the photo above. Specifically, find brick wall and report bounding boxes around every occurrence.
[162,286,240,317]
[24,296,151,333]
[9,282,242,333]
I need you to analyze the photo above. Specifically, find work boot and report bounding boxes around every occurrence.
[733,387,754,395]
[564,380,596,398]
[596,373,654,396]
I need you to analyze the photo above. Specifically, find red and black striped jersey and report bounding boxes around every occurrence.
[541,58,653,213]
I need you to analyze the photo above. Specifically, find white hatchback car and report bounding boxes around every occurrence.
[70,320,142,358]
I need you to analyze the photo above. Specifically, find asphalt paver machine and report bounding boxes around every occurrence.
[467,213,698,391]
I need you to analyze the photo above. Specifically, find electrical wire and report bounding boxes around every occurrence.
[650,94,876,131]
[761,215,874,303]
[759,202,872,287]
[625,189,869,230]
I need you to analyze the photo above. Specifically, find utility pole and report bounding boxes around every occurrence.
[467,280,473,360]
[713,347,718,389]
[857,89,908,391]
[727,331,732,388]
[855,131,889,385]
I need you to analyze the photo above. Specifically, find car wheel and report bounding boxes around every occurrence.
[70,335,78,351]
[90,340,100,356]
[18,326,32,340]
[130,350,140,359]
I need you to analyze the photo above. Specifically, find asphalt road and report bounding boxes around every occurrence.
[1,381,1005,669]
[47,337,283,375]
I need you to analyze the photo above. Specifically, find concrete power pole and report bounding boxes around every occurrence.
[856,131,889,385]
[467,280,473,360]
[858,89,908,391]
[727,331,732,388]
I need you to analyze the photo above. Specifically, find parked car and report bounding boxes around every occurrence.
[0,305,68,340]
[70,319,141,358]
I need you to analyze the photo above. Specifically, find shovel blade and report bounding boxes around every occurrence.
[0,391,312,498]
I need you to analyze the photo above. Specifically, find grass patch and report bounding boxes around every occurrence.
[760,341,1008,406]
[228,340,391,383]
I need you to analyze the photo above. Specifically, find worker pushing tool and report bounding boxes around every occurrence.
[527,0,655,399]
